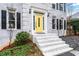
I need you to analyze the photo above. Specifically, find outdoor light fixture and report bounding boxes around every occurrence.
[61,17,63,19]
[29,8,31,14]
[52,16,56,18]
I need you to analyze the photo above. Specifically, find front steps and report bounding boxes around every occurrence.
[33,34,73,56]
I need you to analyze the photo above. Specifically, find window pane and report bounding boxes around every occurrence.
[52,19,55,29]
[38,18,40,27]
[60,20,63,29]
[1,10,6,29]
[59,3,63,11]
[56,3,58,10]
[52,4,55,9]
[64,3,66,12]
[9,12,15,21]
[9,21,15,28]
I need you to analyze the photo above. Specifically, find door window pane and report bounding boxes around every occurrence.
[43,17,44,30]
[33,16,35,30]
[38,18,40,27]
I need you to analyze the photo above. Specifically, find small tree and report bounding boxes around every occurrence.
[71,18,79,35]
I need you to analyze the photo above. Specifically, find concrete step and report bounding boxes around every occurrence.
[44,44,70,52]
[41,44,69,52]
[36,36,59,39]
[37,38,62,43]
[39,41,65,47]
[43,48,73,56]
[33,34,73,56]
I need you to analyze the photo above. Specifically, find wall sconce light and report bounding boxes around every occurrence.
[47,13,50,17]
[29,9,31,14]
[61,17,63,19]
[52,16,56,18]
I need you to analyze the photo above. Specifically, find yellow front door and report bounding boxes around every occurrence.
[35,14,43,32]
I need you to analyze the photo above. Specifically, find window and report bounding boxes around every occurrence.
[52,19,55,29]
[17,12,21,29]
[56,3,58,10]
[64,3,66,12]
[8,10,21,29]
[8,11,15,29]
[1,10,6,29]
[59,19,63,29]
[59,3,63,11]
[52,4,55,9]
[1,9,21,30]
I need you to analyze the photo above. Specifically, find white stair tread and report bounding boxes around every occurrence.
[37,38,62,42]
[43,48,73,56]
[41,44,69,51]
[36,36,59,39]
[44,45,70,52]
[37,37,61,40]
[37,39,61,43]
[39,41,65,47]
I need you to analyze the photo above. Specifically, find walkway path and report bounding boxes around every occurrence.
[60,36,79,56]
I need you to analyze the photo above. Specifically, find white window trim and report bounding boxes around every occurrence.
[7,9,17,30]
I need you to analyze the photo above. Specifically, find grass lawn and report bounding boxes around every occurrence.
[0,44,32,56]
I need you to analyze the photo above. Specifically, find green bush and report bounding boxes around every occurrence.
[15,31,30,46]
[0,44,32,56]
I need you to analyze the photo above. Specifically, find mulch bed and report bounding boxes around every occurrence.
[0,39,43,56]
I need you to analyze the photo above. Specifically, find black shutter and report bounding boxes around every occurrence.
[1,10,6,29]
[57,19,59,30]
[64,20,66,30]
[17,12,21,29]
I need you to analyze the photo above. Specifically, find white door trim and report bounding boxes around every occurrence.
[31,7,47,35]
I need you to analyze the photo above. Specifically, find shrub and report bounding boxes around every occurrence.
[0,44,32,56]
[15,31,30,45]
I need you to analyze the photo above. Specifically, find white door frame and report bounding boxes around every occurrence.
[31,7,47,35]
